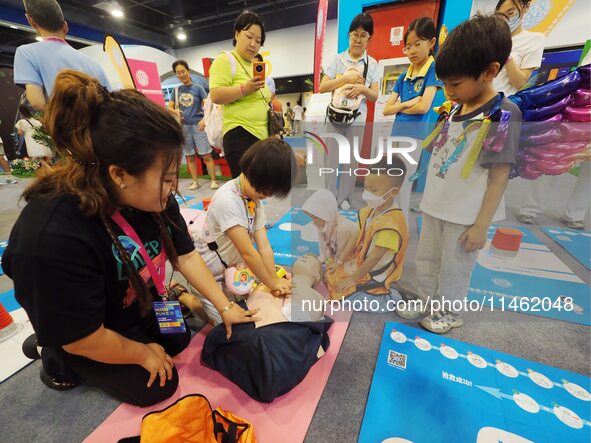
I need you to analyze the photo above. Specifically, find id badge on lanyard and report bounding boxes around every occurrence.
[110,211,186,334]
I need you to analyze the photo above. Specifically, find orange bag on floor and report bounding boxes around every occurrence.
[120,394,257,443]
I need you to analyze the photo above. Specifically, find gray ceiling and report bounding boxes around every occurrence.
[0,0,338,67]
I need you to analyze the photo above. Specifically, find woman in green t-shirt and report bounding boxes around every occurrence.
[209,11,271,178]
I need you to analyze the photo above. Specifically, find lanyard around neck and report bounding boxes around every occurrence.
[43,36,68,44]
[234,177,256,235]
[110,211,168,297]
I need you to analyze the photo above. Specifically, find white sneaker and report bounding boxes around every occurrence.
[188,181,200,191]
[396,299,427,320]
[210,181,220,190]
[3,175,18,184]
[419,312,464,334]
[340,201,351,210]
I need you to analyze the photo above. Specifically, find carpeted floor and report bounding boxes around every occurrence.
[0,169,589,443]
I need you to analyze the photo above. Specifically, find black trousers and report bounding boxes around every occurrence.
[223,126,260,178]
[41,320,191,407]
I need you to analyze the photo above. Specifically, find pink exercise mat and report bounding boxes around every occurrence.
[84,310,351,443]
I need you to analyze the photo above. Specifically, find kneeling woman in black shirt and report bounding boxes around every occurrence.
[2,70,259,407]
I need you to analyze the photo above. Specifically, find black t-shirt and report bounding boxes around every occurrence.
[2,194,194,347]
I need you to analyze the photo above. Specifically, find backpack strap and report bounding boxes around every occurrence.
[223,50,237,80]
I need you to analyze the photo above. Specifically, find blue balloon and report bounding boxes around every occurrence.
[510,69,581,110]
[522,95,571,122]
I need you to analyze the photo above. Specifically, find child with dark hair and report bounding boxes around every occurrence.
[190,138,298,324]
[384,16,443,218]
[400,15,521,333]
[325,156,408,300]
[15,103,53,161]
[2,70,258,406]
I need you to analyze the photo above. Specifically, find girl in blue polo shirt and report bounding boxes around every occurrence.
[383,17,443,217]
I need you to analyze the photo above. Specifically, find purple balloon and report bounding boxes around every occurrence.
[563,106,591,122]
[523,95,571,122]
[511,70,581,110]
[572,89,591,107]
[521,113,564,135]
[579,64,591,81]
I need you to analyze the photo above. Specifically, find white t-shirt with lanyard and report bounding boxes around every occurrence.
[195,179,267,279]
[15,118,52,158]
[324,50,379,122]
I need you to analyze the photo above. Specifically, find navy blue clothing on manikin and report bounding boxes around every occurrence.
[202,305,333,403]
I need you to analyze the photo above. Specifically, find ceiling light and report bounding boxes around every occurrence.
[35,36,43,42]
[176,31,187,41]
[10,25,18,29]
[287,80,293,83]
[111,9,124,18]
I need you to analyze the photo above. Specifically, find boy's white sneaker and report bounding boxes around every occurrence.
[396,300,427,320]
[419,312,463,334]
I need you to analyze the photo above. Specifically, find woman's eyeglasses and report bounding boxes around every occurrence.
[349,32,371,42]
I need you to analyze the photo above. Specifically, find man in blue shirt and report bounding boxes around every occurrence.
[14,0,111,110]
[168,60,219,190]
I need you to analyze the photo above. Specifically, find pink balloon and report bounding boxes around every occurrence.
[518,163,543,180]
[524,146,565,161]
[539,141,588,155]
[572,89,591,107]
[557,122,591,142]
[563,106,591,122]
[535,160,575,176]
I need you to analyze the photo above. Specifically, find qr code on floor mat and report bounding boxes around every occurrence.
[387,350,407,369]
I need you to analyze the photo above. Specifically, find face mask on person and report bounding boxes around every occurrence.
[362,187,397,209]
[507,14,521,33]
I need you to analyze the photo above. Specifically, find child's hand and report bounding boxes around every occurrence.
[459,225,488,252]
[336,276,356,292]
[271,278,292,297]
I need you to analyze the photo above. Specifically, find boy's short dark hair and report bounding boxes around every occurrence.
[254,54,263,62]
[172,60,189,72]
[435,14,511,80]
[233,11,265,46]
[349,13,374,35]
[24,0,65,33]
[240,138,298,198]
[371,156,406,187]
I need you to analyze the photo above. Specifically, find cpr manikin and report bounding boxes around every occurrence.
[247,254,325,326]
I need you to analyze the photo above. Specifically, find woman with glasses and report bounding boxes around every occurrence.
[320,13,380,210]
[209,11,271,178]
[383,17,443,218]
